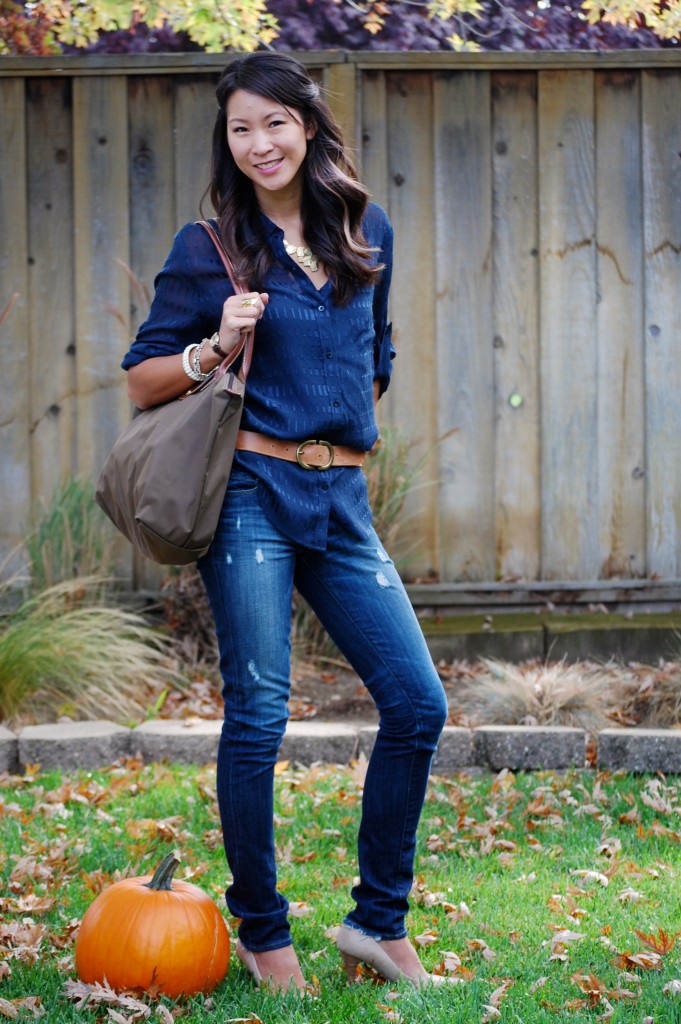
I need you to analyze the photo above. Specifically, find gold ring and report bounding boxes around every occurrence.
[240,297,256,307]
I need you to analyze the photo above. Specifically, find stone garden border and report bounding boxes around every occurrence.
[2,720,681,776]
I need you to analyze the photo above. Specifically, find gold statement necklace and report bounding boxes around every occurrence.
[284,238,319,273]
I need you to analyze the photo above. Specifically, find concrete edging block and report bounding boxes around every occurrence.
[598,728,681,772]
[132,719,221,764]
[358,726,473,774]
[432,727,474,773]
[358,725,378,760]
[18,721,131,772]
[0,725,18,775]
[279,721,359,766]
[474,725,586,771]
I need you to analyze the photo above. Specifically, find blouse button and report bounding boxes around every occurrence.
[318,305,325,312]
[333,400,340,408]
[326,351,333,359]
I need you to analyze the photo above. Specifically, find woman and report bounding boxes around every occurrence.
[123,52,449,994]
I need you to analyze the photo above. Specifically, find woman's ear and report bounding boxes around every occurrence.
[305,120,317,141]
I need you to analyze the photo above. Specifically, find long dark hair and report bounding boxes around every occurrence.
[207,52,382,306]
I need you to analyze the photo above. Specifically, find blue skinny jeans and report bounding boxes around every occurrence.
[198,471,448,952]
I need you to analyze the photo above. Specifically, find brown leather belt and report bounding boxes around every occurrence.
[236,429,367,470]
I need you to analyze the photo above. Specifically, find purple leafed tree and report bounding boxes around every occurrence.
[53,0,674,53]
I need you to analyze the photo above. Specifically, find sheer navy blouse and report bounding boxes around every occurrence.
[121,202,395,551]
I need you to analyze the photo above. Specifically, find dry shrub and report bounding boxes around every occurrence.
[161,565,219,672]
[612,659,681,728]
[454,657,625,734]
[0,577,185,726]
[24,476,116,591]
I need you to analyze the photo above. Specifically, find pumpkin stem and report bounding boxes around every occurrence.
[144,850,181,891]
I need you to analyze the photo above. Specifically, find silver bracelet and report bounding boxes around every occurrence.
[192,338,211,381]
[182,343,202,381]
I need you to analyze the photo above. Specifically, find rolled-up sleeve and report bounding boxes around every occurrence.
[372,215,395,397]
[121,224,227,370]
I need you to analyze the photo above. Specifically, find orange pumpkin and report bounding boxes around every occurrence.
[75,851,230,997]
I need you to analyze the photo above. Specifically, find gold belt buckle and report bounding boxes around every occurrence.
[296,439,335,470]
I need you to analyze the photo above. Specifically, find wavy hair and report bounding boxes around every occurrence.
[206,52,382,306]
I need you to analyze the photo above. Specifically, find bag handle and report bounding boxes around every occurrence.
[197,220,255,381]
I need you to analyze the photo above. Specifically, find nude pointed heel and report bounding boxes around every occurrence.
[336,924,459,988]
[235,938,264,985]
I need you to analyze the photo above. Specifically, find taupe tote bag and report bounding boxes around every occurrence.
[95,222,253,565]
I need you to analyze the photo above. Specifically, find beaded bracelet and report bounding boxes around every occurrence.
[182,343,203,382]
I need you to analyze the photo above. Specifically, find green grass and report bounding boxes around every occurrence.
[2,762,681,1022]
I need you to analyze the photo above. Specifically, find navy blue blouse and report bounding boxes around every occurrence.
[122,203,395,551]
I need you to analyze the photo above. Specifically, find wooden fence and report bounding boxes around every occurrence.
[1,51,681,591]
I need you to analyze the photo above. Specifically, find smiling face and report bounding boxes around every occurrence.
[226,88,315,206]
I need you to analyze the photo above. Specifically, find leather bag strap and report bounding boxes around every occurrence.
[197,220,255,381]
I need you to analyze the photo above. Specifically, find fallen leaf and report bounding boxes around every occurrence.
[488,979,513,1006]
[663,979,681,997]
[570,870,609,887]
[617,887,643,903]
[634,927,678,955]
[467,938,496,960]
[288,901,313,917]
[613,950,662,971]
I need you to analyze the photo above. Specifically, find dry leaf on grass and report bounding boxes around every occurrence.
[612,951,663,971]
[62,979,151,1015]
[634,927,678,954]
[570,869,609,887]
[288,901,313,917]
[467,938,496,960]
[0,996,44,1018]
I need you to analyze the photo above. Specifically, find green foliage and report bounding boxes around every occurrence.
[0,577,184,724]
[581,0,681,38]
[23,475,115,592]
[1,0,279,53]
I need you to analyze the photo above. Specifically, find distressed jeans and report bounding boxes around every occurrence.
[198,470,448,952]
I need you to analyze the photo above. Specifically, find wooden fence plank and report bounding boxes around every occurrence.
[492,71,540,581]
[26,78,77,505]
[128,75,178,590]
[174,75,216,228]
[0,79,30,568]
[538,70,598,579]
[359,69,389,212]
[642,70,681,577]
[325,62,358,152]
[433,70,495,582]
[384,71,439,576]
[595,71,646,578]
[72,77,131,483]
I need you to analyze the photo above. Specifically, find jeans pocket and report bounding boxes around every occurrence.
[227,468,258,494]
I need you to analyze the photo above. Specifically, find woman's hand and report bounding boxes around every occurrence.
[221,291,269,340]
[127,291,269,410]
